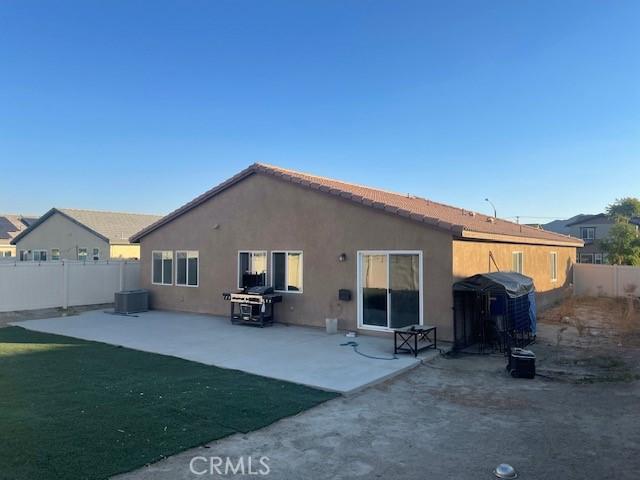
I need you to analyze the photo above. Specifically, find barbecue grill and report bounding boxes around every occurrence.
[222,286,282,327]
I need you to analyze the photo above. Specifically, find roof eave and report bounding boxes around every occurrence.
[458,229,584,247]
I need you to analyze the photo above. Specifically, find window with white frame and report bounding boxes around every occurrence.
[176,251,199,287]
[272,251,303,292]
[594,253,603,264]
[580,253,594,264]
[3,251,11,257]
[33,249,47,262]
[92,248,100,261]
[512,252,523,274]
[580,227,596,241]
[51,248,60,261]
[78,248,88,261]
[238,251,267,288]
[152,251,173,285]
[550,252,558,282]
[19,250,31,261]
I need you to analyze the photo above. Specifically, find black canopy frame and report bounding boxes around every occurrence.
[453,272,537,353]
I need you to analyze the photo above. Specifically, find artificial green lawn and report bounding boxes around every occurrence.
[0,327,338,480]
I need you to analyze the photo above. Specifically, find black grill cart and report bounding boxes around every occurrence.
[222,287,282,327]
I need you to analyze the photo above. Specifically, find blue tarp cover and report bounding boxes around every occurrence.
[527,291,537,335]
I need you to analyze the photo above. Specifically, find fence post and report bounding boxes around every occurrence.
[62,261,69,309]
[119,261,125,291]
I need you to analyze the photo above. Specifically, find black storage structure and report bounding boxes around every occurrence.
[453,272,536,353]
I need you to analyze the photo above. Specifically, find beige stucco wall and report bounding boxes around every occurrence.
[14,212,109,261]
[452,240,576,308]
[110,244,141,260]
[139,173,456,340]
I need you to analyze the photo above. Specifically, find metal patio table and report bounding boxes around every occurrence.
[393,325,437,357]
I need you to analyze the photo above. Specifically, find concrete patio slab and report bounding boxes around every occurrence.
[11,309,433,393]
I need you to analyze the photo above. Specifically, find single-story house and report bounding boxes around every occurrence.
[130,163,583,341]
[0,214,38,258]
[11,208,162,261]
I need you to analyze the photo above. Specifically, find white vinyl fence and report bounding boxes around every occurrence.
[574,263,640,298]
[0,260,140,312]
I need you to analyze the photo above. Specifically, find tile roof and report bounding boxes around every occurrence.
[58,209,163,243]
[565,213,610,226]
[131,163,583,247]
[565,213,640,227]
[11,208,162,245]
[0,215,39,245]
[542,214,594,234]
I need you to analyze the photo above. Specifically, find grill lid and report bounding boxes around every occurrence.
[246,286,274,295]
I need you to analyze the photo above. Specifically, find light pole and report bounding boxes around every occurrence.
[484,198,497,218]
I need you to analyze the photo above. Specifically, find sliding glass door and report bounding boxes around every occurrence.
[361,254,388,327]
[389,253,421,328]
[358,251,422,330]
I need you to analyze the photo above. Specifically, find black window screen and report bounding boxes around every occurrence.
[273,253,286,291]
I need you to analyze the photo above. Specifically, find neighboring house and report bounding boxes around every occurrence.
[130,163,582,341]
[11,208,162,261]
[541,214,595,236]
[0,214,39,258]
[563,214,640,264]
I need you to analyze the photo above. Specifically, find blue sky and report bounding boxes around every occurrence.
[1,1,638,223]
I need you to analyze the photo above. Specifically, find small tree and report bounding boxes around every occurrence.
[606,197,640,221]
[600,223,640,265]
[600,197,640,265]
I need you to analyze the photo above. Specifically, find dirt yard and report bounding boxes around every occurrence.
[535,296,640,384]
[540,295,640,347]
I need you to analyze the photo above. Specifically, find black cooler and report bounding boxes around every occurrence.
[507,348,536,379]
